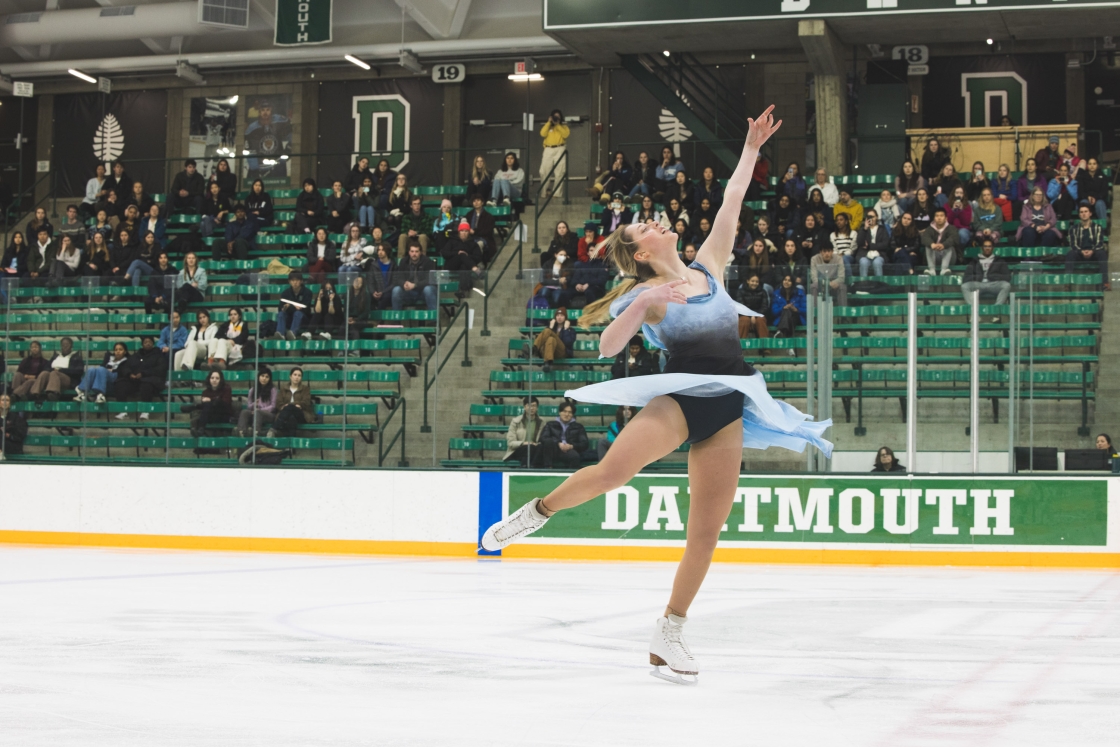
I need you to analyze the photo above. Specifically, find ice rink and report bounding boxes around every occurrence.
[0,546,1117,746]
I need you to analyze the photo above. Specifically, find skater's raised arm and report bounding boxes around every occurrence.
[696,105,782,278]
[598,279,687,359]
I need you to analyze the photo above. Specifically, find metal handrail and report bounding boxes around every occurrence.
[480,219,524,336]
[420,300,471,432]
[377,396,408,467]
[531,149,569,253]
[2,171,56,246]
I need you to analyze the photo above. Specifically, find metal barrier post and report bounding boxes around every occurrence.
[906,292,918,473]
[970,289,980,473]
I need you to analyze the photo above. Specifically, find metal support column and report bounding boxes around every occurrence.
[1007,292,1017,473]
[805,290,815,472]
[906,292,918,472]
[969,290,980,473]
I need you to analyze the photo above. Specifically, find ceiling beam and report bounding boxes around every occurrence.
[394,0,472,40]
[11,46,38,61]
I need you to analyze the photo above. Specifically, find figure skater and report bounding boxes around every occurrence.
[481,106,832,685]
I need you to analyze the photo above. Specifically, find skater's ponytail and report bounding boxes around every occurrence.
[579,226,655,329]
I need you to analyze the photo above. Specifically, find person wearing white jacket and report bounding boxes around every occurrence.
[80,164,107,220]
[175,310,219,371]
[807,168,839,207]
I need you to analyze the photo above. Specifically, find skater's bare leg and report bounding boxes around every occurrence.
[539,396,687,514]
[665,417,742,616]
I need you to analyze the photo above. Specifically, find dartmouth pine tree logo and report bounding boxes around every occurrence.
[351,95,411,171]
[93,113,124,166]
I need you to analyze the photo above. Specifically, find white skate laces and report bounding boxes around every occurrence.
[649,614,698,685]
[480,498,550,551]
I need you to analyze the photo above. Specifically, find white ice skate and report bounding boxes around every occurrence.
[649,614,699,686]
[480,498,550,551]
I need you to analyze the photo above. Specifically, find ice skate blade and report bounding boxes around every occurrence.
[649,666,698,686]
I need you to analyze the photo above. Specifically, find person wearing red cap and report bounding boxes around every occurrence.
[441,221,483,294]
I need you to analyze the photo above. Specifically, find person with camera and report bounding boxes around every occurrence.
[308,281,345,339]
[539,109,570,200]
[855,211,889,278]
[1046,163,1079,221]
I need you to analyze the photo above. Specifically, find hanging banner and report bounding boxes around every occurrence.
[274,0,332,46]
[921,54,1065,128]
[243,94,294,186]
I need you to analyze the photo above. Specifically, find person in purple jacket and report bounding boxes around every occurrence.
[1015,159,1047,213]
[238,366,278,437]
[1017,187,1062,247]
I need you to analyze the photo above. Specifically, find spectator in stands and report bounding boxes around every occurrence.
[48,236,81,284]
[599,192,634,236]
[0,393,27,457]
[921,208,959,276]
[176,309,216,371]
[398,196,432,258]
[429,198,456,252]
[118,204,141,239]
[681,243,698,265]
[201,181,232,238]
[596,405,634,462]
[655,146,684,188]
[667,171,696,212]
[343,275,371,343]
[540,400,590,469]
[143,252,177,313]
[490,152,525,206]
[503,396,544,468]
[88,209,113,246]
[293,178,324,234]
[572,238,608,306]
[210,158,237,198]
[338,224,372,281]
[920,137,950,181]
[350,176,378,233]
[74,342,128,403]
[895,160,925,213]
[392,240,437,311]
[910,188,935,231]
[1017,188,1062,247]
[188,368,233,437]
[775,162,806,205]
[538,243,574,308]
[112,336,166,420]
[810,244,847,305]
[770,194,799,239]
[466,195,496,263]
[833,189,863,230]
[2,231,27,278]
[961,238,1012,319]
[946,186,973,246]
[931,163,963,208]
[385,173,413,229]
[83,232,110,278]
[126,181,154,218]
[971,189,1003,246]
[27,227,57,282]
[754,216,780,254]
[174,251,208,312]
[794,213,827,259]
[873,189,901,233]
[308,281,342,339]
[771,274,806,341]
[305,226,337,284]
[246,179,274,229]
[368,159,394,206]
[748,152,771,201]
[872,446,906,472]
[737,274,771,340]
[158,311,189,362]
[732,219,753,263]
[9,340,51,401]
[965,161,989,202]
[1035,136,1062,175]
[368,243,395,310]
[271,367,314,437]
[673,219,692,249]
[659,197,689,233]
[624,151,655,201]
[326,180,352,234]
[773,240,808,288]
[209,307,250,368]
[126,231,161,288]
[576,222,603,263]
[276,271,313,340]
[990,164,1016,221]
[1016,159,1047,215]
[140,204,166,246]
[696,166,724,209]
[1066,204,1109,282]
[808,168,838,207]
[744,239,773,292]
[829,213,857,277]
[855,211,888,278]
[81,163,106,220]
[443,221,483,293]
[1078,157,1109,220]
[31,336,84,403]
[26,207,53,242]
[238,367,277,437]
[218,205,258,262]
[611,335,655,379]
[170,159,205,214]
[58,205,85,249]
[632,195,661,225]
[103,160,132,202]
[538,222,575,271]
[534,307,577,373]
[805,189,834,232]
[344,157,373,194]
[1047,163,1079,221]
[693,217,713,248]
[539,110,570,200]
[590,151,632,204]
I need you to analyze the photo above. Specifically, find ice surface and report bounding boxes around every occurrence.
[0,546,1117,746]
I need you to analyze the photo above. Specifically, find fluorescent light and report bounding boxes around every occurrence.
[242,149,250,155]
[508,73,543,81]
[344,54,370,70]
[228,95,238,105]
[662,50,670,57]
[68,69,97,84]
[986,38,994,45]
[280,155,289,160]
[472,287,487,298]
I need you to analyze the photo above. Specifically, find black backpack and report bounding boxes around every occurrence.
[238,439,291,465]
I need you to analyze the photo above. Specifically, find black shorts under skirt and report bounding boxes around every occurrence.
[668,390,745,445]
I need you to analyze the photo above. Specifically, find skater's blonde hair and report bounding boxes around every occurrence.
[578,225,656,329]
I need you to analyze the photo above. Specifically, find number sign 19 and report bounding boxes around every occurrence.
[432,64,465,84]
[891,45,929,64]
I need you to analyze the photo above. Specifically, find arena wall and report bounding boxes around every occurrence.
[1,466,1117,568]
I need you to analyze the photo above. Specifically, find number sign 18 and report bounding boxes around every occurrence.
[891,45,929,64]
[432,64,465,84]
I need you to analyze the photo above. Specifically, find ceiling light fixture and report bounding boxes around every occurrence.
[662,50,670,57]
[508,73,543,81]
[345,54,371,70]
[227,95,239,105]
[68,69,97,84]
[986,38,994,45]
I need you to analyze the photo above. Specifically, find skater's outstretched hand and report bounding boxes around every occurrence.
[639,278,689,310]
[745,105,782,151]
[598,279,687,358]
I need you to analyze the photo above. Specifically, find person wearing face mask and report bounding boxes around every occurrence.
[599,192,634,235]
[537,247,574,308]
[190,368,233,437]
